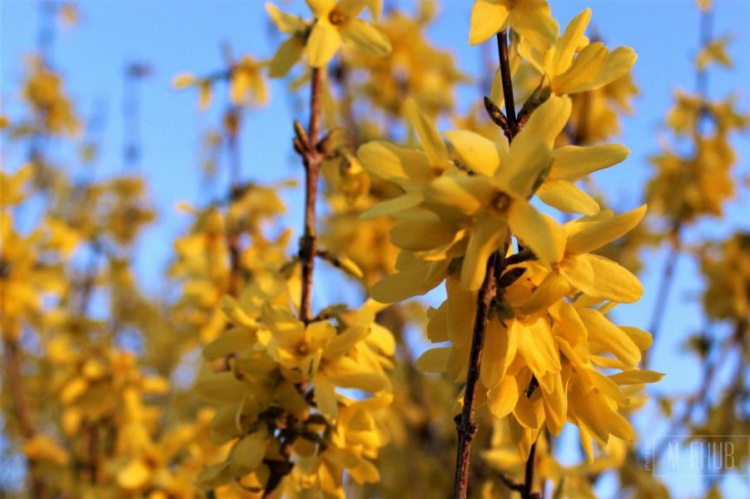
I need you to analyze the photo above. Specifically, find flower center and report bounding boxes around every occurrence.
[295,340,311,356]
[493,192,512,213]
[329,10,347,25]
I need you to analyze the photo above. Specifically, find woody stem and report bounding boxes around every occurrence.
[453,29,519,499]
[298,66,324,324]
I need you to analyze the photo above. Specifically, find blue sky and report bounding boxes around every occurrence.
[2,0,750,495]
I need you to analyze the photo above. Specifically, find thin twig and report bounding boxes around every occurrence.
[453,30,518,499]
[522,441,537,499]
[298,66,324,324]
[226,107,243,298]
[496,31,517,134]
[263,66,325,499]
[454,253,500,498]
[644,224,681,367]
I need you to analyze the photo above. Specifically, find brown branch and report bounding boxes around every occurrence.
[496,31,517,134]
[263,66,326,499]
[522,441,538,499]
[298,66,325,324]
[454,30,519,499]
[226,108,243,298]
[454,254,500,498]
[645,222,681,368]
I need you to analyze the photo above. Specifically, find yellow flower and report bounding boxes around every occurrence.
[518,9,637,96]
[267,0,392,70]
[266,2,308,77]
[358,98,449,220]
[0,165,33,206]
[516,205,648,315]
[447,101,631,217]
[229,55,268,106]
[420,96,573,290]
[305,0,391,67]
[262,303,389,418]
[469,0,559,52]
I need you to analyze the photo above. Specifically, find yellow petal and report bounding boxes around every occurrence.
[405,98,449,168]
[569,387,633,444]
[306,0,335,17]
[221,295,257,327]
[265,3,304,34]
[269,36,304,78]
[487,375,519,418]
[578,308,641,367]
[549,300,587,348]
[563,253,642,303]
[565,205,647,255]
[348,457,380,484]
[425,175,495,217]
[416,347,451,373]
[587,46,637,91]
[305,19,341,68]
[172,72,196,89]
[232,431,268,471]
[325,325,368,359]
[515,318,561,380]
[552,9,591,76]
[480,318,516,389]
[516,270,570,316]
[362,192,422,219]
[552,42,608,95]
[537,179,600,216]
[261,303,305,346]
[390,212,459,252]
[497,137,551,199]
[427,302,449,342]
[508,201,563,266]
[609,370,664,385]
[329,372,387,392]
[620,326,653,352]
[366,323,396,355]
[542,373,567,435]
[488,69,505,109]
[357,141,433,189]
[370,258,448,302]
[549,144,630,181]
[513,389,544,429]
[469,0,509,45]
[340,18,391,57]
[370,270,431,302]
[462,215,507,291]
[515,94,571,147]
[337,0,369,17]
[444,130,507,177]
[117,458,151,490]
[314,374,338,418]
[509,1,558,54]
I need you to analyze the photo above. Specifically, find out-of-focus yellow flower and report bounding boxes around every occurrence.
[469,0,559,52]
[266,3,308,77]
[519,9,637,96]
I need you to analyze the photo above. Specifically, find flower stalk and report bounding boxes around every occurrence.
[453,29,527,499]
[298,66,325,324]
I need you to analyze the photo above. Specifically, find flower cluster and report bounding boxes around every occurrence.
[196,286,395,495]
[359,3,660,466]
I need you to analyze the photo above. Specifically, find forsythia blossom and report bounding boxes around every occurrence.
[360,4,661,464]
